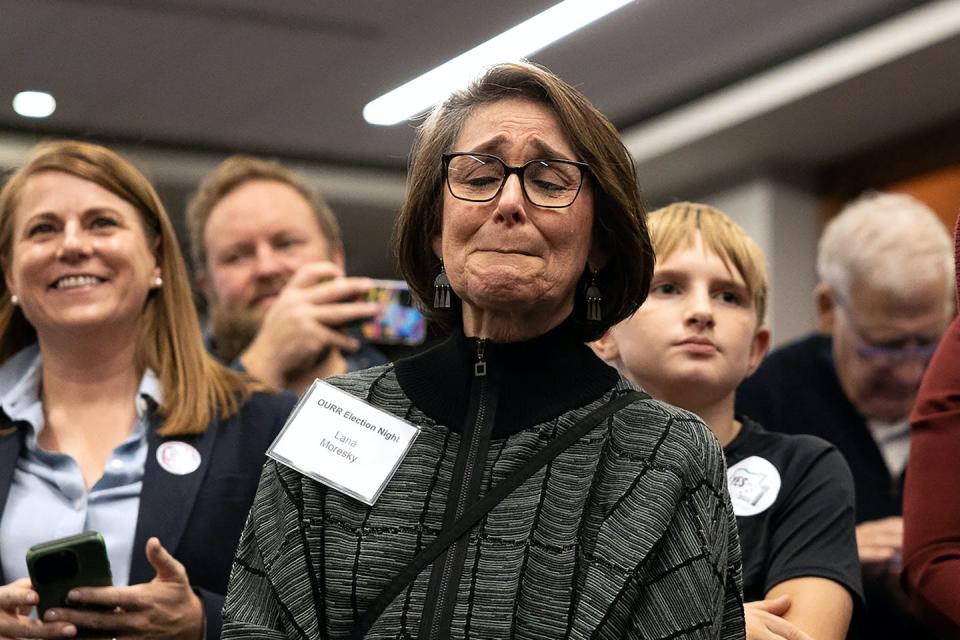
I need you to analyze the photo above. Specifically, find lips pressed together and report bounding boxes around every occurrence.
[475,247,537,257]
[676,336,719,353]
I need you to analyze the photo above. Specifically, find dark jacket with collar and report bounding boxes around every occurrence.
[735,332,934,640]
[735,332,902,523]
[223,320,746,639]
[0,390,296,640]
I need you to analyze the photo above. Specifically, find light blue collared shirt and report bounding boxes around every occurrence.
[0,344,161,586]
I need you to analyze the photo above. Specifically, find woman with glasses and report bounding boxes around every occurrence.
[224,62,745,639]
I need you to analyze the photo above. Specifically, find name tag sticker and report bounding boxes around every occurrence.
[268,379,421,505]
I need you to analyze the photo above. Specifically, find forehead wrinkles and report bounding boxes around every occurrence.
[455,104,574,159]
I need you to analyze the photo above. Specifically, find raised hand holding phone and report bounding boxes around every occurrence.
[239,261,381,387]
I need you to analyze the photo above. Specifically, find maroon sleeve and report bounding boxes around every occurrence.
[902,313,960,633]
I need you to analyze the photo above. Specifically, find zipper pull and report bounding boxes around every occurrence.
[474,338,487,377]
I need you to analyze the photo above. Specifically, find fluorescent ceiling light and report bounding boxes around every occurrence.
[622,0,960,161]
[363,0,634,126]
[12,91,57,119]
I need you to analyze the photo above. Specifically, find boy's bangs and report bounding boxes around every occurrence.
[647,203,768,323]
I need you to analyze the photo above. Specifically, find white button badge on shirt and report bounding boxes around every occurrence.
[726,456,782,517]
[156,441,202,475]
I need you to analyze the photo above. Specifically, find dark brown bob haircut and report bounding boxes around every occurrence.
[393,61,652,341]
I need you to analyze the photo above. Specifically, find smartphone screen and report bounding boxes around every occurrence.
[360,280,427,345]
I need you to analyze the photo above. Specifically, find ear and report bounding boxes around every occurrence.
[589,329,621,364]
[3,272,14,300]
[587,240,607,272]
[195,269,212,300]
[744,324,771,378]
[330,243,346,270]
[814,282,836,335]
[150,235,162,265]
[2,254,15,295]
[431,234,443,261]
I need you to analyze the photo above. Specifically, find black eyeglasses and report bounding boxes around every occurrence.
[442,152,589,208]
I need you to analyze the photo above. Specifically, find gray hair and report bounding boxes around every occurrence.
[817,192,953,305]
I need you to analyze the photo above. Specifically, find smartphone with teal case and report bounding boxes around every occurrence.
[26,531,113,620]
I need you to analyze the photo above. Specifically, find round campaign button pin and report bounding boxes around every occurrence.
[156,441,202,475]
[726,455,781,517]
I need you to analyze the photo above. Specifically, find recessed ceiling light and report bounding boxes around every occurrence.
[13,91,57,119]
[363,0,634,126]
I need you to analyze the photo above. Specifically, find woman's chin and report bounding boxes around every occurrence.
[461,278,543,311]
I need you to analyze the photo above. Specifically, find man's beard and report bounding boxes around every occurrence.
[208,303,264,363]
[208,277,286,363]
[207,299,334,378]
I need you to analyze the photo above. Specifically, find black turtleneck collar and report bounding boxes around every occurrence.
[394,316,619,438]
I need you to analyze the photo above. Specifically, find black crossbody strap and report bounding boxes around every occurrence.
[352,389,647,639]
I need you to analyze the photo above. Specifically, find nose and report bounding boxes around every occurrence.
[685,288,715,329]
[56,220,92,262]
[252,244,286,280]
[889,356,927,386]
[494,173,527,226]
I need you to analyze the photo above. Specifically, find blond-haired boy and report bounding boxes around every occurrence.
[593,203,862,640]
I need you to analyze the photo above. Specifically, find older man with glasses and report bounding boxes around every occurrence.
[737,192,954,640]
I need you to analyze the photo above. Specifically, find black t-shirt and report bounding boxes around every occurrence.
[725,416,863,606]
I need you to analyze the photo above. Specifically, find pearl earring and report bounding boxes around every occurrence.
[152,276,163,289]
[9,294,18,306]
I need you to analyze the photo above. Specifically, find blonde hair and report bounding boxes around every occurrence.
[0,140,251,436]
[647,202,768,323]
[186,155,341,273]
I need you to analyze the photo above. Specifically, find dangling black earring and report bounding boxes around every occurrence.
[433,262,451,309]
[586,270,602,321]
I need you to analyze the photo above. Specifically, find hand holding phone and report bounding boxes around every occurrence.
[27,531,113,619]
[0,577,77,638]
[38,537,204,640]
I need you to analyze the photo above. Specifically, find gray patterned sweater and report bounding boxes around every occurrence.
[223,321,745,639]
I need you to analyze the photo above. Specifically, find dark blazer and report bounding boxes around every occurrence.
[736,332,902,523]
[0,390,295,640]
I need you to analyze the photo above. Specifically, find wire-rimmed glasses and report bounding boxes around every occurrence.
[836,302,939,366]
